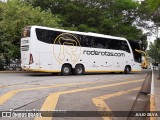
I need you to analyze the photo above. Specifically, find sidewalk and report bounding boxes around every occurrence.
[153,70,160,119]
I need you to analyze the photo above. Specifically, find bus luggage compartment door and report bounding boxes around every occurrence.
[112,56,124,71]
[39,52,52,71]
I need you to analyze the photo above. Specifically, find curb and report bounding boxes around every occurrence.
[150,70,157,120]
[127,72,151,120]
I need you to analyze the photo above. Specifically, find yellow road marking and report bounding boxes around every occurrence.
[92,87,141,120]
[150,95,156,111]
[0,75,144,105]
[150,95,157,120]
[0,90,19,104]
[0,80,114,105]
[34,79,143,120]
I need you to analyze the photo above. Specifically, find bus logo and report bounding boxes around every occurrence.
[53,33,81,64]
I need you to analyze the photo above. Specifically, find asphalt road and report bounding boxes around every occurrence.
[0,70,151,120]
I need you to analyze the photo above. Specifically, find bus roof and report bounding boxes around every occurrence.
[30,25,127,41]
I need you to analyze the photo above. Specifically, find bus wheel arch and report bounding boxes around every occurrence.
[124,65,131,74]
[61,63,72,76]
[74,64,85,75]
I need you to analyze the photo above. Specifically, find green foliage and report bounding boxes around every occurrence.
[25,0,147,46]
[0,53,4,70]
[0,0,60,60]
[139,0,160,60]
[145,0,160,12]
[0,0,149,63]
[0,58,4,70]
[148,39,160,62]
[139,0,160,25]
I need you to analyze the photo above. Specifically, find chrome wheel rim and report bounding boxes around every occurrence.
[64,67,69,73]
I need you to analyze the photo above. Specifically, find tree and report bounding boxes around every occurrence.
[139,0,160,27]
[0,0,60,65]
[147,38,160,63]
[25,0,147,49]
[139,0,160,62]
[146,0,160,12]
[0,0,149,67]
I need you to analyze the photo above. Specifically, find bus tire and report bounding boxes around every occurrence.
[124,66,130,74]
[61,64,71,76]
[74,64,84,75]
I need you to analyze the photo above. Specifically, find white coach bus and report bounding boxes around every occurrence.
[21,26,141,75]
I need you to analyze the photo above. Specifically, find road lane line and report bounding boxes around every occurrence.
[0,90,19,105]
[92,87,141,120]
[0,80,115,105]
[34,79,143,120]
[0,76,145,105]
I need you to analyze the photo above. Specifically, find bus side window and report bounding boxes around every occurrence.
[105,38,110,49]
[94,37,105,49]
[108,39,116,50]
[121,41,130,53]
[90,36,95,48]
[80,35,87,47]
[80,35,95,48]
[36,29,52,43]
[36,28,62,44]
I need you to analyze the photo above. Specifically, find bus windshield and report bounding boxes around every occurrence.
[129,41,141,63]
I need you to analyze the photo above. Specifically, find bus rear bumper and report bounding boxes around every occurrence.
[21,65,38,72]
[21,65,31,70]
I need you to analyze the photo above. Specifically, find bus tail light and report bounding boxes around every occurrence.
[29,53,34,64]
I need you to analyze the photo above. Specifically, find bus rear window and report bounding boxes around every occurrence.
[22,27,31,38]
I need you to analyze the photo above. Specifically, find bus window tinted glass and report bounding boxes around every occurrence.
[54,33,80,46]
[109,39,118,50]
[35,28,131,53]
[80,36,95,47]
[129,41,141,63]
[94,37,105,48]
[36,28,61,44]
[107,39,130,52]
[121,41,130,53]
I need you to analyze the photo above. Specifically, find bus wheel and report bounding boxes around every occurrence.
[61,64,71,76]
[124,66,130,74]
[74,64,84,75]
